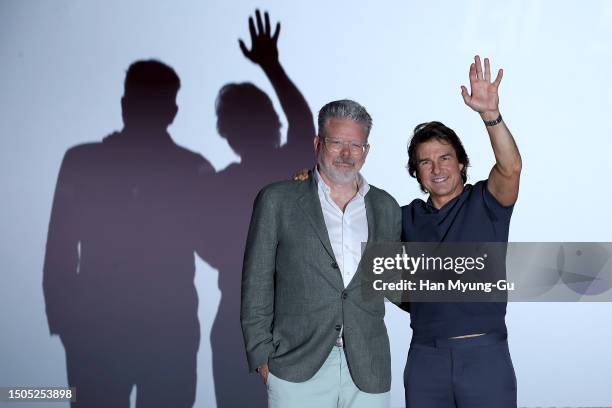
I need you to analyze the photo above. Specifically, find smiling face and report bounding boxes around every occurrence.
[315,117,369,185]
[416,138,465,208]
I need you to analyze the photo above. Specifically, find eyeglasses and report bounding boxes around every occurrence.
[321,137,369,156]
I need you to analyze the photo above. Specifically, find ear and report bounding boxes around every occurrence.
[313,135,321,153]
[459,163,464,171]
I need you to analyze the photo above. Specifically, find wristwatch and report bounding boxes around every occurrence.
[483,113,503,126]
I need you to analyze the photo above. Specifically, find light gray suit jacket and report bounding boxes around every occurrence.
[240,174,401,393]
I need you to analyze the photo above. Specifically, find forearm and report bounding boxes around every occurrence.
[241,244,275,371]
[240,189,278,371]
[481,110,522,177]
[260,61,314,138]
[42,241,79,334]
[43,154,81,335]
[240,283,275,371]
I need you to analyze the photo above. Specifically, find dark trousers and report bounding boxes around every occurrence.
[404,332,517,408]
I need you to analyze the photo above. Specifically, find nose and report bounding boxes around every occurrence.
[431,161,441,175]
[339,143,351,157]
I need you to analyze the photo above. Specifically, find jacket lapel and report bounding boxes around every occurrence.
[346,191,378,290]
[296,176,337,264]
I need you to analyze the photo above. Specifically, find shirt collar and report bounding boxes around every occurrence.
[314,166,370,197]
[425,184,470,212]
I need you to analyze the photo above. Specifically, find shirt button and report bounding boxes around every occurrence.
[331,262,339,269]
[335,324,342,331]
[342,292,348,300]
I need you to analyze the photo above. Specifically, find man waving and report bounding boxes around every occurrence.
[402,55,522,408]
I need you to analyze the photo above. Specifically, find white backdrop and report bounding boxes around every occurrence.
[1,1,612,406]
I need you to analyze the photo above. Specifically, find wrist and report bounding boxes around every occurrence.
[260,60,282,73]
[479,110,501,121]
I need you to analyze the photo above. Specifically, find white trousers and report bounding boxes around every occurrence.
[267,346,390,408]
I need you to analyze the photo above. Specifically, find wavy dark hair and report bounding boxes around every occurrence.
[406,121,470,193]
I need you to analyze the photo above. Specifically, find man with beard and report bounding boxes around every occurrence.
[241,99,401,407]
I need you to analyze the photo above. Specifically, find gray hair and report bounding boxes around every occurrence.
[317,99,372,140]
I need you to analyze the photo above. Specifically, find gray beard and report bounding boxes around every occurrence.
[317,160,358,185]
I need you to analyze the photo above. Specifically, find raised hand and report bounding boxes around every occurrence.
[239,10,281,68]
[461,55,503,116]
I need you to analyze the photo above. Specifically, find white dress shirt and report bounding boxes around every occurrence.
[314,167,369,288]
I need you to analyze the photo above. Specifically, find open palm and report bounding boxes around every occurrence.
[461,55,503,114]
[239,10,280,67]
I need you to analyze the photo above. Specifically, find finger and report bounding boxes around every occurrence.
[238,39,250,58]
[272,22,281,43]
[475,55,483,80]
[248,16,256,40]
[469,63,477,84]
[255,9,264,36]
[484,57,491,82]
[493,68,503,88]
[460,85,471,105]
[264,11,271,36]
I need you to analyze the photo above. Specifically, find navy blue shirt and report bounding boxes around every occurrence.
[401,180,514,341]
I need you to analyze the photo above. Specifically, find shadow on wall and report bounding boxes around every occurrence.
[205,10,315,407]
[42,10,314,408]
